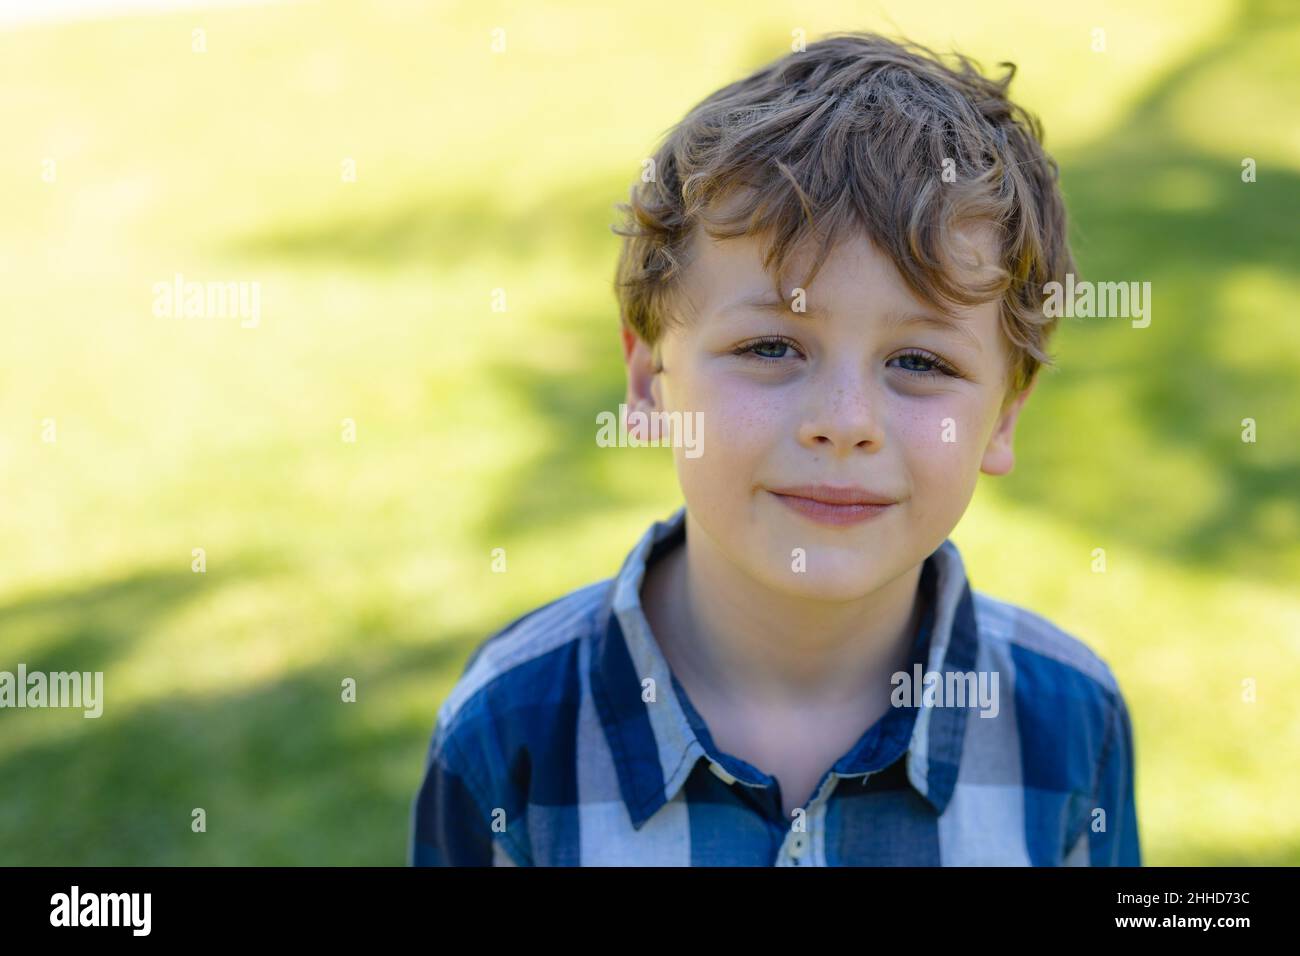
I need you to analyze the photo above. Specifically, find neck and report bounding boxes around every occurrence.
[650,511,926,711]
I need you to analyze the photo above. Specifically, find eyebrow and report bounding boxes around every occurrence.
[718,292,984,352]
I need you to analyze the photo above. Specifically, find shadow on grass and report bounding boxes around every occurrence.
[0,557,487,864]
[470,316,655,545]
[220,170,633,273]
[0,622,483,865]
[0,565,260,675]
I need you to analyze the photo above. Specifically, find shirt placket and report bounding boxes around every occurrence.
[775,772,843,866]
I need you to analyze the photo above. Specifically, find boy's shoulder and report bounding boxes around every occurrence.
[412,578,617,866]
[965,586,1136,804]
[969,588,1124,699]
[430,577,614,746]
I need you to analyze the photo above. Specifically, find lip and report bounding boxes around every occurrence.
[766,484,898,527]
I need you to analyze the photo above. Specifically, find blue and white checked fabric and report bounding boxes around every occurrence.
[410,506,1141,866]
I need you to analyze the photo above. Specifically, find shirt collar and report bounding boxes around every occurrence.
[589,505,978,830]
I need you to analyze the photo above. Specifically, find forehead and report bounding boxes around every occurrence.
[677,217,1003,328]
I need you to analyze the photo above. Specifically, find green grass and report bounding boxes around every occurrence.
[0,0,1297,864]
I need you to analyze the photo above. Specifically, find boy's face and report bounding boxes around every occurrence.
[623,218,1034,602]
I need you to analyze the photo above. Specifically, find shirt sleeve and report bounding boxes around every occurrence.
[1087,689,1141,866]
[409,720,500,867]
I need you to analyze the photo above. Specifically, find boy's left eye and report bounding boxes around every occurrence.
[887,349,960,377]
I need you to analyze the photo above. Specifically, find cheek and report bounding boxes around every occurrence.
[890,394,990,491]
[670,368,787,471]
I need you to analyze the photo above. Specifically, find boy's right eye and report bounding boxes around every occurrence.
[733,335,803,360]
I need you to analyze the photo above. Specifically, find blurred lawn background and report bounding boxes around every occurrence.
[1,0,1297,864]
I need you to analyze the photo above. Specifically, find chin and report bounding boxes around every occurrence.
[752,554,892,604]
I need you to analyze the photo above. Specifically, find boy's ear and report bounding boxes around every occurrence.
[621,324,660,412]
[980,377,1036,476]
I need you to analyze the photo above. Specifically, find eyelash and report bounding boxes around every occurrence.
[732,337,961,378]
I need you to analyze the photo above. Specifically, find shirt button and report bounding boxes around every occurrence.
[788,835,807,860]
[708,761,737,785]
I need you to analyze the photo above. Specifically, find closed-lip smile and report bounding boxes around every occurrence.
[765,483,898,527]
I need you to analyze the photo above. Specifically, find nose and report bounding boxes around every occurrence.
[796,362,885,454]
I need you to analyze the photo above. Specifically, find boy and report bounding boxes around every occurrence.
[411,32,1140,866]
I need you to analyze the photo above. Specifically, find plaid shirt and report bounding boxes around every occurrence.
[411,506,1141,866]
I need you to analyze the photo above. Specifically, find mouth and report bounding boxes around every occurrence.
[765,484,898,527]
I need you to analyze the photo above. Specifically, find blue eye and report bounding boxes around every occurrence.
[889,350,959,377]
[735,336,802,360]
